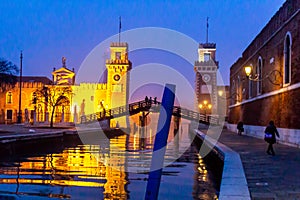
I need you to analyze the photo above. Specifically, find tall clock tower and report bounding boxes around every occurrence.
[106,42,132,127]
[194,43,218,114]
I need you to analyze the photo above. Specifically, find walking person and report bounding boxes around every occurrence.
[264,120,280,156]
[237,121,244,136]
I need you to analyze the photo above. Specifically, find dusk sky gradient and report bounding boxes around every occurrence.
[0,0,285,86]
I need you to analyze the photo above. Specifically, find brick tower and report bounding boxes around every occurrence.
[194,43,219,114]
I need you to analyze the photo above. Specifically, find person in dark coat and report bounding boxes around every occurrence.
[237,121,244,136]
[264,120,280,155]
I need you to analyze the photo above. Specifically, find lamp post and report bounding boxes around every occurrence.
[17,51,23,124]
[198,100,212,116]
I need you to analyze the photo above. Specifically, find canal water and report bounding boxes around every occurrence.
[0,124,221,199]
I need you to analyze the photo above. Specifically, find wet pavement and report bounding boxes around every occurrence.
[0,124,75,135]
[219,129,300,200]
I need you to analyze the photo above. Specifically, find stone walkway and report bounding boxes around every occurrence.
[219,129,300,200]
[0,124,75,135]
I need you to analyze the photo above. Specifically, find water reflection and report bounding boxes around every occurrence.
[0,124,219,199]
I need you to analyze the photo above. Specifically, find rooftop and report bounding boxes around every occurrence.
[199,43,216,49]
[110,42,128,47]
[19,76,53,84]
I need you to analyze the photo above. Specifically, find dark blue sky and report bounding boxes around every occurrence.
[0,0,285,85]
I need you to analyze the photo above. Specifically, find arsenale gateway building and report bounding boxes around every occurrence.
[0,42,131,127]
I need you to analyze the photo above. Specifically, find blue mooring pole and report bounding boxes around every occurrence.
[145,84,176,200]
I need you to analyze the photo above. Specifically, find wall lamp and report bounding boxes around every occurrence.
[244,66,282,86]
[218,90,240,101]
[244,66,260,81]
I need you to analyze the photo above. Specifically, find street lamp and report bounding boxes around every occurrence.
[244,65,282,86]
[244,65,259,81]
[218,90,224,97]
[198,100,212,116]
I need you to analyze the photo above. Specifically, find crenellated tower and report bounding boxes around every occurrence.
[194,43,219,114]
[106,42,132,127]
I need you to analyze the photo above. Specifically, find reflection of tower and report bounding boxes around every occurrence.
[106,42,132,127]
[194,43,218,114]
[104,135,128,199]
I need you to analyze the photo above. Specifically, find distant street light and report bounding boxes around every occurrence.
[198,100,212,116]
[218,90,224,97]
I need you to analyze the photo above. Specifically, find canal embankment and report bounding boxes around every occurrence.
[194,129,251,200]
[0,124,79,157]
[196,128,300,199]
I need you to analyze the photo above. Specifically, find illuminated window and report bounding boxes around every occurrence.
[257,57,263,95]
[204,53,210,61]
[116,52,121,60]
[6,92,12,104]
[284,32,292,85]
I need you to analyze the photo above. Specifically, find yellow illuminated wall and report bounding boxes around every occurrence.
[0,42,132,127]
[105,42,132,127]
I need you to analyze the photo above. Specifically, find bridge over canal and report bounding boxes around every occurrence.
[80,99,220,126]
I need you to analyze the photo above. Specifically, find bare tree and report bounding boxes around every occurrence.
[34,85,72,128]
[0,58,19,91]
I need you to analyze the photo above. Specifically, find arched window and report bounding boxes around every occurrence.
[231,80,236,104]
[284,32,292,85]
[257,57,263,95]
[6,92,12,104]
[32,92,37,104]
[248,64,253,98]
[237,76,241,102]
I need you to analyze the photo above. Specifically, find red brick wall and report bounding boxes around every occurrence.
[229,0,300,129]
[229,88,300,129]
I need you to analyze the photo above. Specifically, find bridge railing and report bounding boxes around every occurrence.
[80,100,220,125]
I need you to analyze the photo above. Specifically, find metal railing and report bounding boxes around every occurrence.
[80,100,219,125]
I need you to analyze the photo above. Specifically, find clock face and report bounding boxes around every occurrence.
[202,74,211,83]
[114,74,121,81]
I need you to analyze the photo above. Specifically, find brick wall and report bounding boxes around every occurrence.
[229,0,300,129]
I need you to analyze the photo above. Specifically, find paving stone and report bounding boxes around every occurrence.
[218,129,300,199]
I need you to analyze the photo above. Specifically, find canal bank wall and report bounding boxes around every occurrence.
[194,129,251,200]
[0,129,80,157]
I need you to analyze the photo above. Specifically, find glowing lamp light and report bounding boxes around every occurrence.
[218,90,223,97]
[244,66,252,77]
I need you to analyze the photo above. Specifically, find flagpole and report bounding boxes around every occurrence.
[206,17,209,43]
[17,51,23,123]
[119,16,121,43]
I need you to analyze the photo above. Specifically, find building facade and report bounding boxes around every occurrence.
[228,0,300,147]
[0,42,132,127]
[0,77,52,124]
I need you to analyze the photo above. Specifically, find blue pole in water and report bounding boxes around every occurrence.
[145,84,176,200]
